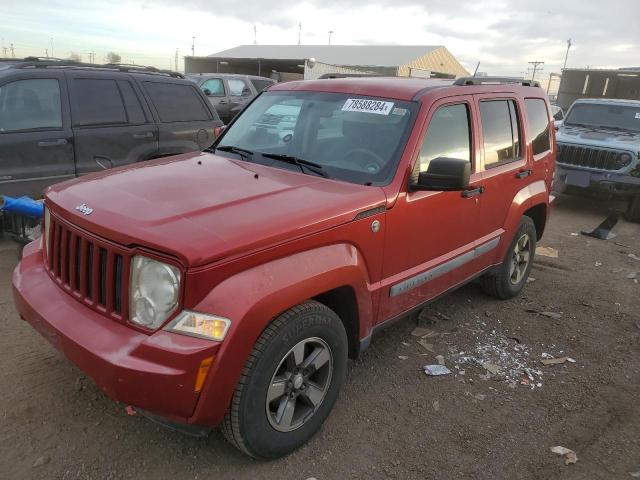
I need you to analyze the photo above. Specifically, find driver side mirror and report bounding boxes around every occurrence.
[203,88,212,96]
[409,157,470,191]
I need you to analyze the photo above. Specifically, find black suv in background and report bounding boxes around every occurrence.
[0,58,223,198]
[187,73,275,123]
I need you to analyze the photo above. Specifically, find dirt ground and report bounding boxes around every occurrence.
[1,194,639,480]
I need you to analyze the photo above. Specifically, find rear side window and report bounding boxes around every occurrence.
[416,103,471,175]
[201,78,225,96]
[250,78,273,92]
[228,79,251,97]
[71,78,127,126]
[143,82,211,122]
[480,100,520,168]
[117,80,147,124]
[0,79,62,132]
[525,99,551,155]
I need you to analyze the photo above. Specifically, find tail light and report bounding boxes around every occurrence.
[213,126,224,138]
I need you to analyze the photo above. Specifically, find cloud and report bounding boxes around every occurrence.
[2,0,639,76]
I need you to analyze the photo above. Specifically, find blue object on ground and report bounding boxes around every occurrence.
[1,195,44,218]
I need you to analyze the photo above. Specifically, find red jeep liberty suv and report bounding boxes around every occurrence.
[13,76,555,458]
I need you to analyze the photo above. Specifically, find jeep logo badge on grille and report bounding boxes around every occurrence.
[75,203,93,216]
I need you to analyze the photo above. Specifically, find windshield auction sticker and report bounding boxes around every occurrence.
[342,98,395,115]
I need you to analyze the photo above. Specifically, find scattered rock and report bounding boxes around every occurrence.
[630,470,640,478]
[435,355,446,366]
[526,277,536,283]
[551,446,578,465]
[570,232,579,236]
[474,393,486,401]
[629,253,640,261]
[540,311,563,320]
[595,262,602,267]
[627,272,637,279]
[398,355,409,361]
[536,246,559,258]
[424,365,451,376]
[432,400,440,412]
[32,456,50,468]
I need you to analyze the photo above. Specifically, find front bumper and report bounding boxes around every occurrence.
[555,164,640,195]
[12,241,220,424]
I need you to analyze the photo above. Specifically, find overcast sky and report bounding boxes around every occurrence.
[2,0,639,80]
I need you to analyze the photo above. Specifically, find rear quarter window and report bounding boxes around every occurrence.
[525,98,551,155]
[143,82,211,122]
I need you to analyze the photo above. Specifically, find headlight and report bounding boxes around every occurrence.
[165,311,231,341]
[43,207,51,260]
[615,152,632,169]
[129,256,180,329]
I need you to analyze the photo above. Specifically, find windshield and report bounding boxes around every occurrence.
[565,103,640,132]
[216,91,417,185]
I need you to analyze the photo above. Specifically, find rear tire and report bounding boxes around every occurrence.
[221,301,348,459]
[625,195,640,223]
[480,216,537,299]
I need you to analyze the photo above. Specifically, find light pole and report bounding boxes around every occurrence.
[562,39,572,71]
[191,37,195,57]
[328,30,334,45]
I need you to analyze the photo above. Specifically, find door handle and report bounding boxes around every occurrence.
[516,169,532,179]
[94,156,113,170]
[218,100,228,104]
[132,132,153,139]
[462,186,484,198]
[38,138,68,147]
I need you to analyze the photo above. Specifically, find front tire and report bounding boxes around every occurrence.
[480,216,537,299]
[221,301,348,459]
[625,195,640,223]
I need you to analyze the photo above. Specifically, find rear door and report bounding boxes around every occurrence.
[225,77,253,122]
[67,72,159,175]
[0,72,74,198]
[140,80,217,154]
[200,77,232,122]
[473,95,530,268]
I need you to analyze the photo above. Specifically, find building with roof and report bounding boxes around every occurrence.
[185,45,469,81]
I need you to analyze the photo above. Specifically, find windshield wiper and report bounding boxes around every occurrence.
[216,145,255,161]
[260,153,328,178]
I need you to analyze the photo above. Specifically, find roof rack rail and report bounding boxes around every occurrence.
[454,76,540,88]
[9,57,184,78]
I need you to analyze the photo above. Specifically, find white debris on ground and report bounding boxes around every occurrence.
[448,327,544,389]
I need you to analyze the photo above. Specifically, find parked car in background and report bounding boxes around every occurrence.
[0,58,223,199]
[187,73,275,123]
[555,98,640,222]
[550,104,564,128]
[13,76,554,459]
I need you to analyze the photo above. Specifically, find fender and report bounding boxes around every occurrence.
[496,180,549,260]
[188,243,373,426]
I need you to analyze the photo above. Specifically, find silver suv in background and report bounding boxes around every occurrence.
[187,73,275,124]
[555,98,640,222]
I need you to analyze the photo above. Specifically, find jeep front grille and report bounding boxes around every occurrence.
[557,144,621,171]
[45,214,129,319]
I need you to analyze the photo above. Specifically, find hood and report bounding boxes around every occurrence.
[46,152,386,266]
[557,125,640,152]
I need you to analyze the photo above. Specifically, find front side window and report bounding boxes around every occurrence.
[525,98,551,155]
[201,78,225,96]
[0,79,62,132]
[217,91,417,185]
[250,78,274,92]
[480,99,521,168]
[416,103,471,177]
[564,103,640,132]
[143,82,210,122]
[228,79,251,97]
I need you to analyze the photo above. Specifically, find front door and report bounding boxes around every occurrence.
[0,73,74,198]
[380,97,484,320]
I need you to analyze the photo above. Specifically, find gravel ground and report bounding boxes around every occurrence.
[1,194,639,480]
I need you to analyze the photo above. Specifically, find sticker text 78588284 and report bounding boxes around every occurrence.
[342,98,395,115]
